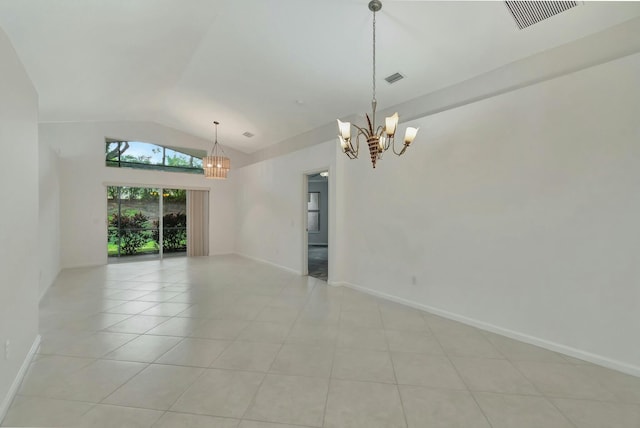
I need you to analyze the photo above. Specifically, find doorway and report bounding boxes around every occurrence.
[306,171,328,281]
[107,186,187,262]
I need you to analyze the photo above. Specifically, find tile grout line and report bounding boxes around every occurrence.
[97,281,204,413]
[238,277,317,423]
[379,301,410,428]
[320,330,339,427]
[508,359,580,428]
[315,281,338,428]
[427,319,496,428]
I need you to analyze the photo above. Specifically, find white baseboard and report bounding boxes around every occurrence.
[337,281,640,378]
[235,253,302,276]
[209,251,235,256]
[62,261,105,270]
[0,335,41,423]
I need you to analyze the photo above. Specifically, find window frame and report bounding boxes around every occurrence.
[307,192,320,233]
[105,140,205,175]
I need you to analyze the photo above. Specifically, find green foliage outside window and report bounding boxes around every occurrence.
[109,211,153,255]
[153,212,187,252]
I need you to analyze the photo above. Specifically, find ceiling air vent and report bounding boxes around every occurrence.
[505,1,578,30]
[384,72,404,84]
[242,131,254,138]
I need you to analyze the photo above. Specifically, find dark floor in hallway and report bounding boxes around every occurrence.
[308,245,328,281]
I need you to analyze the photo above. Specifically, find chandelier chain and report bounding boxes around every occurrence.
[210,122,218,155]
[372,9,376,105]
[210,121,227,157]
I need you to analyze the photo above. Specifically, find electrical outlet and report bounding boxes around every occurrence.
[4,340,9,360]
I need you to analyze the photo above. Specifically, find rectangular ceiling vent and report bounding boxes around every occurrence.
[242,131,255,138]
[505,1,578,30]
[385,72,405,84]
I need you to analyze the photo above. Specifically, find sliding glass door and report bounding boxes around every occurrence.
[107,186,187,262]
[161,189,187,256]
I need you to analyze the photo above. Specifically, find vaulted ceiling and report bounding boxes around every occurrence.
[1,0,639,154]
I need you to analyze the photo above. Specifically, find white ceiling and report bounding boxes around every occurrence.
[1,0,639,154]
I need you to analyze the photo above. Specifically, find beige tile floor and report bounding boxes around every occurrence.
[3,255,640,427]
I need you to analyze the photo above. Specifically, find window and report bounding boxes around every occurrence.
[308,192,320,233]
[106,140,205,174]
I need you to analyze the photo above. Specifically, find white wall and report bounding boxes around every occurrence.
[0,29,40,418]
[40,121,249,268]
[339,53,640,375]
[38,138,60,298]
[235,141,335,275]
[208,177,237,256]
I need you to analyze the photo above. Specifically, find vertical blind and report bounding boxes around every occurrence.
[187,190,209,256]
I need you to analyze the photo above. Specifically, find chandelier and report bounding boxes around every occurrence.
[203,121,230,179]
[337,0,418,168]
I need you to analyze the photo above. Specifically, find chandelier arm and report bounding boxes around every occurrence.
[384,136,393,152]
[391,137,402,156]
[351,123,369,136]
[356,127,370,144]
[341,126,364,159]
[347,139,358,157]
[376,125,389,152]
[391,136,409,156]
[345,149,358,159]
[352,129,372,157]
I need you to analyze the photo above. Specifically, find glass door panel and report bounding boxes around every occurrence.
[161,189,187,256]
[108,186,160,261]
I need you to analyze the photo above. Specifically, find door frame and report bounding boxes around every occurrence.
[302,167,331,278]
[105,184,193,263]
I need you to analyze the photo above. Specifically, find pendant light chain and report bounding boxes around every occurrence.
[214,122,218,155]
[209,121,228,158]
[209,121,219,156]
[372,9,376,106]
[371,7,378,129]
